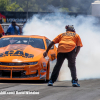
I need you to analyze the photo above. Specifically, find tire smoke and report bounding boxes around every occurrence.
[23,13,100,81]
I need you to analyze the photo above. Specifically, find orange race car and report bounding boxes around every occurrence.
[0,35,57,81]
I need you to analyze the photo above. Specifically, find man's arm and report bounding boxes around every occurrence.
[16,24,22,35]
[75,46,81,57]
[43,41,55,57]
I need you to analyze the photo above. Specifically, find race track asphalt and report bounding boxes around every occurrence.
[0,79,100,100]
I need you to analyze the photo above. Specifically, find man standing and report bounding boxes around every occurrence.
[43,25,83,87]
[6,21,22,35]
[0,24,5,35]
[0,33,3,38]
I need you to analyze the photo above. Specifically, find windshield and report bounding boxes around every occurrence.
[0,37,45,49]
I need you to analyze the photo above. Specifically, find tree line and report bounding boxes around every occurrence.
[0,0,95,13]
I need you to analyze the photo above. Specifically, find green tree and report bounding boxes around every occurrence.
[6,2,19,11]
[0,0,23,11]
[0,0,9,11]
[0,0,96,13]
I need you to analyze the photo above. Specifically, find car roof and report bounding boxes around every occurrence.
[2,35,48,39]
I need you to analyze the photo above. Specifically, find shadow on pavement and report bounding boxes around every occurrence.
[0,80,49,84]
[53,86,72,87]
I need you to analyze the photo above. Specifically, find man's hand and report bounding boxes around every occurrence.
[43,51,47,57]
[15,23,22,35]
[43,41,55,58]
[15,23,19,27]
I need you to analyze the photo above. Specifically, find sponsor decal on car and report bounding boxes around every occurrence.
[0,50,34,58]
[40,74,46,79]
[51,54,56,61]
[7,44,27,51]
[42,62,46,67]
[44,56,49,61]
[12,59,22,62]
[40,69,46,73]
[31,70,37,73]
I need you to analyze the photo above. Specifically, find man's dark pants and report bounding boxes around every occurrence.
[50,48,77,83]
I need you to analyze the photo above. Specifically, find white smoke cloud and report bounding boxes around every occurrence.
[23,13,100,81]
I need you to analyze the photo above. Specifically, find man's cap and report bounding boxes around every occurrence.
[65,25,75,32]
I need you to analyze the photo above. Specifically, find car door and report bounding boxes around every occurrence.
[46,39,57,61]
[46,39,57,78]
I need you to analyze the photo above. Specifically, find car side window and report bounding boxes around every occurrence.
[46,39,54,49]
[29,38,45,49]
